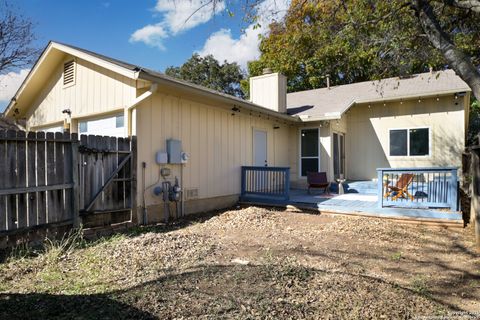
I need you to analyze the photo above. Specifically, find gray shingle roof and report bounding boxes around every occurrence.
[286,70,470,119]
[54,42,297,122]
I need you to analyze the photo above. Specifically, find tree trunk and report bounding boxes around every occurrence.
[414,0,480,100]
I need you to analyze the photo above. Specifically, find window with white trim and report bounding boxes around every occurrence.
[79,121,88,133]
[300,128,319,176]
[116,114,124,128]
[389,128,429,156]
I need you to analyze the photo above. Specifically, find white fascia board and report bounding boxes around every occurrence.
[299,114,342,122]
[353,89,470,106]
[52,43,139,79]
[5,42,56,116]
[5,42,140,117]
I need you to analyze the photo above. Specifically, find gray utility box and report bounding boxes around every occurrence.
[167,139,182,164]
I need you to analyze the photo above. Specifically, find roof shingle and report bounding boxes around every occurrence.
[286,70,470,119]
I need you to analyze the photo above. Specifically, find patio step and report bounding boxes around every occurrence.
[285,204,464,228]
[331,180,378,194]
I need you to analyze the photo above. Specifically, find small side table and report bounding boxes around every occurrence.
[336,179,346,195]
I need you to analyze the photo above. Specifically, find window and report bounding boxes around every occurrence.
[63,60,75,87]
[300,128,319,176]
[410,128,429,156]
[390,130,408,156]
[79,122,88,133]
[389,128,429,156]
[116,114,124,128]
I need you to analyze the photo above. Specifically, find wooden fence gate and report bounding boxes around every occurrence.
[0,130,137,246]
[78,135,136,228]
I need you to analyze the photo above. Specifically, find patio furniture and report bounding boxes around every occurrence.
[384,173,415,201]
[307,172,330,194]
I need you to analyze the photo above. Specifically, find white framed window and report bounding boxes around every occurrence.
[300,128,319,176]
[116,114,124,128]
[79,121,88,133]
[389,127,430,157]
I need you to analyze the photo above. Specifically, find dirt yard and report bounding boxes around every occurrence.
[0,206,479,319]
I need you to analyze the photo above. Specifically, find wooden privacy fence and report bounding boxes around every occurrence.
[467,143,480,248]
[78,134,136,228]
[0,130,136,243]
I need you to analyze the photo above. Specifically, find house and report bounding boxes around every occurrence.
[3,41,471,222]
[286,71,470,182]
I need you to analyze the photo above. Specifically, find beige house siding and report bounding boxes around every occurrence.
[250,73,287,113]
[346,96,465,180]
[136,89,292,220]
[25,56,136,130]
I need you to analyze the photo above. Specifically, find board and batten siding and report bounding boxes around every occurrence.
[25,56,136,130]
[136,90,292,209]
[346,95,465,180]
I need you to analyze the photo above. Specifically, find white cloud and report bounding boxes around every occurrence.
[0,69,30,103]
[198,0,289,69]
[130,23,168,50]
[155,0,225,35]
[131,0,225,49]
[198,27,262,68]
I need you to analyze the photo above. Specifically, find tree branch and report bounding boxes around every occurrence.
[413,0,480,100]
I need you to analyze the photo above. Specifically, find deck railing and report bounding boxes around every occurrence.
[377,167,459,210]
[240,166,290,202]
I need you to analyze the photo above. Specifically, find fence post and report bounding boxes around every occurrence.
[240,167,246,199]
[449,168,458,211]
[130,136,138,225]
[471,151,480,249]
[71,134,81,228]
[285,168,290,201]
[377,169,383,208]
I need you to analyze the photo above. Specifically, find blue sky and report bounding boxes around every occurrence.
[0,0,289,111]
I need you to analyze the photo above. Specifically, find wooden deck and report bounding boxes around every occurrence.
[241,188,464,227]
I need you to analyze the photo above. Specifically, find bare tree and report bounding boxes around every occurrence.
[0,1,38,75]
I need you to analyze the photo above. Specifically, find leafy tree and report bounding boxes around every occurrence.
[245,0,480,94]
[165,54,245,98]
[469,99,480,145]
[0,1,38,75]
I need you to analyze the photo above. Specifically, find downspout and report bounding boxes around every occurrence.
[125,81,158,225]
[126,82,158,137]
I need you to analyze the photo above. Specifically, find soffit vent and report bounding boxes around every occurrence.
[63,60,75,86]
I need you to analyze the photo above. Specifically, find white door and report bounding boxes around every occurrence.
[254,129,267,166]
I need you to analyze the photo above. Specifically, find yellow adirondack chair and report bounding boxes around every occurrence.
[384,173,415,201]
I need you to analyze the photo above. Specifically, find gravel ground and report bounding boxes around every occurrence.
[0,206,479,319]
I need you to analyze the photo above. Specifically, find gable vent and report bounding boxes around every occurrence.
[63,60,75,86]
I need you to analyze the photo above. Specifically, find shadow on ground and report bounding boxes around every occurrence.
[0,292,156,320]
[0,264,452,319]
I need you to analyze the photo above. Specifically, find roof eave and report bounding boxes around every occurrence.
[138,70,300,123]
[5,41,139,118]
[297,87,471,121]
[4,41,55,117]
